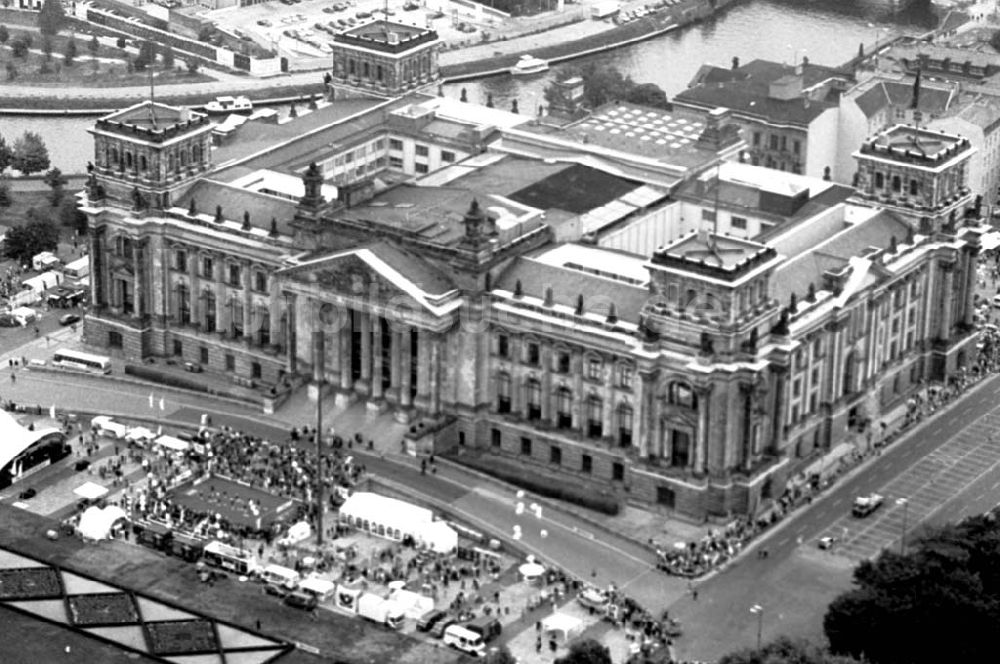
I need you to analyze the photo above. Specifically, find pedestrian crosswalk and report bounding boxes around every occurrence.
[817,412,1000,562]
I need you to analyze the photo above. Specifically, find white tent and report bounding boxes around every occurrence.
[419,520,458,554]
[74,482,109,501]
[338,492,433,543]
[299,576,336,601]
[22,270,62,293]
[388,588,434,619]
[77,505,128,540]
[519,561,545,582]
[542,612,584,643]
[278,521,312,546]
[154,435,190,452]
[0,410,62,479]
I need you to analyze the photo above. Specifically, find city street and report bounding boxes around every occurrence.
[8,329,1000,659]
[669,374,1000,662]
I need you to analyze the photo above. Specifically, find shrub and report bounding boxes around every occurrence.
[452,453,621,515]
[124,364,209,393]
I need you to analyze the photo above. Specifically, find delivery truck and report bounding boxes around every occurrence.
[357,593,404,629]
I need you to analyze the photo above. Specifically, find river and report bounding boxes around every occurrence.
[0,0,939,173]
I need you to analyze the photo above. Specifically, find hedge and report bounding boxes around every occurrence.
[451,453,620,515]
[124,363,209,393]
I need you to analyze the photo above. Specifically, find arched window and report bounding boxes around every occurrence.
[892,175,901,193]
[526,378,541,421]
[875,172,884,189]
[110,147,118,166]
[586,394,603,438]
[115,235,124,256]
[909,179,919,196]
[125,152,133,169]
[193,143,202,164]
[669,382,696,409]
[616,403,633,448]
[177,284,190,325]
[204,290,216,331]
[257,308,271,345]
[140,155,148,172]
[496,372,511,414]
[231,298,244,338]
[556,386,573,430]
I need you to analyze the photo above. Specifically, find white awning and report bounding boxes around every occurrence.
[74,482,109,501]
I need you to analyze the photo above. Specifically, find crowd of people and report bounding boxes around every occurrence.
[654,518,759,578]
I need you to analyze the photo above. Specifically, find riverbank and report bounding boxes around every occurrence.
[0,0,740,114]
[439,0,738,82]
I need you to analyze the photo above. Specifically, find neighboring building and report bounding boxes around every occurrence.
[929,97,1000,209]
[81,89,984,519]
[852,124,976,233]
[836,74,956,182]
[883,42,1000,83]
[673,59,854,181]
[329,20,441,98]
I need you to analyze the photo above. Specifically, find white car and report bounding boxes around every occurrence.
[852,493,884,517]
[818,536,837,550]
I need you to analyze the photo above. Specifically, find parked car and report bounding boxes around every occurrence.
[818,536,837,550]
[852,493,884,518]
[284,591,318,610]
[59,313,81,326]
[74,459,91,472]
[264,582,290,598]
[183,362,203,373]
[18,487,37,500]
[257,19,272,26]
[430,618,456,638]
[416,609,447,632]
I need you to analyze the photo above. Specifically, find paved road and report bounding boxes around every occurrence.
[670,374,1000,662]
[0,355,686,613]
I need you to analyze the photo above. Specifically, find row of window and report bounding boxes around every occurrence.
[495,334,635,387]
[170,338,264,379]
[174,284,272,344]
[172,249,268,291]
[491,430,627,480]
[106,143,203,174]
[751,132,801,155]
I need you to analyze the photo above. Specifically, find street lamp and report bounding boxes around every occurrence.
[749,604,764,650]
[896,497,909,555]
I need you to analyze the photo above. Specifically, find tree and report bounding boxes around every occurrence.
[11,132,50,176]
[483,645,517,664]
[187,59,200,74]
[0,178,11,212]
[43,167,67,207]
[11,36,29,59]
[64,36,77,66]
[553,62,669,110]
[0,24,8,47]
[0,133,10,173]
[2,217,60,264]
[58,197,87,232]
[625,82,668,108]
[161,45,174,69]
[38,0,66,38]
[555,639,612,664]
[825,512,1000,664]
[719,636,864,664]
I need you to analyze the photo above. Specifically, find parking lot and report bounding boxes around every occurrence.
[203,0,441,63]
[816,409,1000,562]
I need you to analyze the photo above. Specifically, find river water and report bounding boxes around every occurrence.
[1,0,938,173]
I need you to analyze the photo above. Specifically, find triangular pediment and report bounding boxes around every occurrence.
[279,245,461,318]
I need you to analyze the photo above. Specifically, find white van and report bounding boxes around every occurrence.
[91,415,129,439]
[261,564,300,589]
[443,624,486,657]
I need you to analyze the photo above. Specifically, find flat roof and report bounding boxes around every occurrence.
[94,101,211,143]
[857,123,973,165]
[334,19,438,54]
[650,231,779,283]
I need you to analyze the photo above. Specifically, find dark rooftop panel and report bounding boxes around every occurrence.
[508,163,638,215]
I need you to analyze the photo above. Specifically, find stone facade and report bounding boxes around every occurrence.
[80,99,983,520]
[330,21,441,97]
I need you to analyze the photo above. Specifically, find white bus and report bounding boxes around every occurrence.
[203,540,259,575]
[52,350,111,374]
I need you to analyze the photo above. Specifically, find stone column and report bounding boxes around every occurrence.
[573,351,584,434]
[429,332,441,414]
[284,291,297,374]
[740,383,753,472]
[356,310,372,394]
[601,360,614,441]
[399,327,413,408]
[89,228,105,308]
[132,243,142,318]
[632,371,650,455]
[188,247,200,326]
[389,329,402,401]
[268,286,282,351]
[939,263,955,341]
[770,366,788,454]
[962,248,978,328]
[243,262,253,342]
[693,384,713,475]
[339,312,353,391]
[414,327,432,411]
[371,314,384,400]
